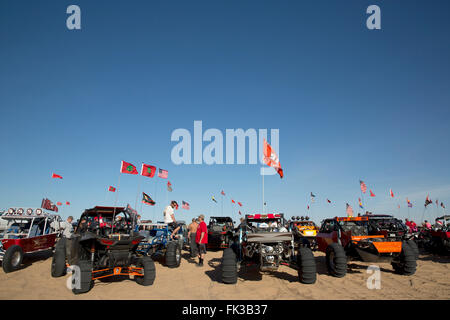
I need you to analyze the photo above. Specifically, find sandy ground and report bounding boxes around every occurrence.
[0,248,449,300]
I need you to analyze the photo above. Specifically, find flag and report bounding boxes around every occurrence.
[263,138,283,178]
[238,202,243,207]
[310,192,316,203]
[158,168,168,179]
[57,202,62,206]
[212,196,217,203]
[238,211,242,215]
[142,192,155,206]
[425,195,432,207]
[141,164,156,178]
[307,205,309,210]
[167,181,173,192]
[52,173,63,179]
[441,202,446,209]
[231,199,235,204]
[346,203,354,217]
[370,190,375,197]
[358,198,363,209]
[390,189,394,198]
[407,198,412,208]
[221,190,225,196]
[41,198,58,212]
[108,186,116,192]
[182,201,190,210]
[398,204,400,209]
[120,161,138,175]
[360,180,367,194]
[66,201,70,205]
[436,199,439,206]
[327,199,331,203]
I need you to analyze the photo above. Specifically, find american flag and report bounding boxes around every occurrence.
[182,201,190,210]
[158,168,168,179]
[360,180,367,194]
[346,203,354,216]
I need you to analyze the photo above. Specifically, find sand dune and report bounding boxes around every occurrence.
[0,249,449,300]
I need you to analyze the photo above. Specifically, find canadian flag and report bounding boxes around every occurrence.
[263,139,283,178]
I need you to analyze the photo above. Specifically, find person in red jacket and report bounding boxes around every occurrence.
[196,214,208,267]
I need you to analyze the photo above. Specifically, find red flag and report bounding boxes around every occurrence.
[221,190,225,196]
[359,180,367,194]
[167,181,173,192]
[108,186,116,192]
[158,168,168,179]
[120,161,138,175]
[66,201,70,205]
[370,190,375,197]
[239,211,242,215]
[307,205,310,210]
[263,139,283,178]
[57,202,62,206]
[141,164,156,178]
[390,189,394,198]
[238,202,243,207]
[327,199,331,203]
[231,199,235,204]
[52,173,63,179]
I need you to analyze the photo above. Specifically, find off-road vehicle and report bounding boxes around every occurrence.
[51,206,155,294]
[136,221,185,268]
[289,216,319,250]
[221,213,316,285]
[1,207,61,273]
[207,216,235,249]
[316,216,417,278]
[423,215,450,254]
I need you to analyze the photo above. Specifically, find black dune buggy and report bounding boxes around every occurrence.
[51,205,155,294]
[207,216,235,249]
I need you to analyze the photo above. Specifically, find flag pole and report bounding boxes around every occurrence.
[134,163,143,210]
[262,172,265,214]
[112,172,121,233]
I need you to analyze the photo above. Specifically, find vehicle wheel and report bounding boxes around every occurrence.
[392,241,417,276]
[297,247,316,284]
[72,260,94,294]
[298,237,311,248]
[2,245,24,273]
[177,237,184,252]
[51,238,66,277]
[325,243,347,278]
[221,248,237,284]
[165,241,181,268]
[135,256,156,286]
[407,240,419,260]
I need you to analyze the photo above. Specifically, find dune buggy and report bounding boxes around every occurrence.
[423,215,450,254]
[289,216,319,250]
[221,213,316,285]
[207,216,235,249]
[0,207,61,273]
[316,216,417,278]
[51,206,155,294]
[136,221,185,268]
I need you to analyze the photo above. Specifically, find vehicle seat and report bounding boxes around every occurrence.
[29,225,41,237]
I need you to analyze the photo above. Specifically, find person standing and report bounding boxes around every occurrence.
[163,201,181,240]
[60,216,74,262]
[196,214,208,267]
[188,218,199,258]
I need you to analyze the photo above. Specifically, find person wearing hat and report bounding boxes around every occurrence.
[164,200,181,240]
[195,214,208,266]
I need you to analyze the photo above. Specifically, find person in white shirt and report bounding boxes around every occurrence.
[164,201,180,240]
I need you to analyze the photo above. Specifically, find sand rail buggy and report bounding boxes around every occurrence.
[221,213,316,285]
[0,207,61,273]
[316,216,417,278]
[289,216,319,250]
[51,206,155,294]
[207,216,235,249]
[135,222,185,268]
[423,216,450,254]
[365,214,419,259]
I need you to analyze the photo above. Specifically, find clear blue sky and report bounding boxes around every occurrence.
[1,0,449,225]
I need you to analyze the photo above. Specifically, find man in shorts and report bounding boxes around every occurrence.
[196,214,208,266]
[188,218,199,258]
[164,200,181,240]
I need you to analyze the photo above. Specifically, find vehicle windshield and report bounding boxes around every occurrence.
[339,220,368,236]
[296,221,316,227]
[246,218,285,231]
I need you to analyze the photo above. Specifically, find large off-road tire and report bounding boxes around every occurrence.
[165,241,181,268]
[135,256,156,286]
[72,260,94,294]
[325,243,347,278]
[2,245,24,273]
[51,238,66,277]
[392,241,417,276]
[177,237,184,252]
[297,247,316,284]
[221,248,237,284]
[407,239,419,260]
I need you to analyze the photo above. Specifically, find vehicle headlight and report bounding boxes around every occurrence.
[8,208,14,215]
[26,208,33,215]
[17,208,24,215]
[35,209,42,215]
[265,246,274,253]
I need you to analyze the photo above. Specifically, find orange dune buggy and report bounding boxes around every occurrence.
[316,216,417,278]
[289,216,319,249]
